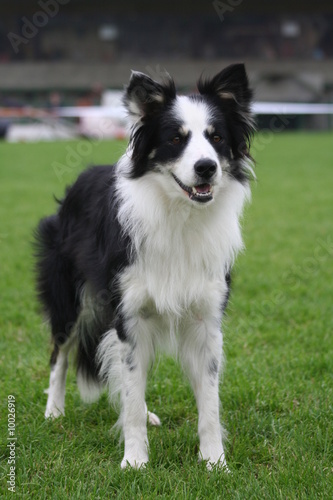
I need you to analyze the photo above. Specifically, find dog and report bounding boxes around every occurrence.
[35,63,255,470]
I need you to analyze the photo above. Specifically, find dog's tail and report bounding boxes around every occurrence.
[34,214,80,349]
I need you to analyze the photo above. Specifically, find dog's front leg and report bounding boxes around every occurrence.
[180,315,228,470]
[119,317,153,469]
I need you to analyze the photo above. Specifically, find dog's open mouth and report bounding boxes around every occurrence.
[172,174,213,203]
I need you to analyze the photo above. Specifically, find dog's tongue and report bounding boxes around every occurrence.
[195,183,211,194]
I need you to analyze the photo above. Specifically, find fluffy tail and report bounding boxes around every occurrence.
[34,215,79,348]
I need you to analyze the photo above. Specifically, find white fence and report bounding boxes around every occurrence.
[1,103,333,142]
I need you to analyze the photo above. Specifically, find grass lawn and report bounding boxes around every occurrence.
[0,132,332,498]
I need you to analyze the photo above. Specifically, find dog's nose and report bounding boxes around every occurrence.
[194,159,217,180]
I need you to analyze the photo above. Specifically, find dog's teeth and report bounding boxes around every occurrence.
[192,187,197,194]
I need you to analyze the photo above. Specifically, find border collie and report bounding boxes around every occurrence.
[35,63,255,470]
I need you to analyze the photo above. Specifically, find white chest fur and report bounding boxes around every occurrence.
[116,170,249,319]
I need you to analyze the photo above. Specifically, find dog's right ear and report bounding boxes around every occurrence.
[123,71,176,125]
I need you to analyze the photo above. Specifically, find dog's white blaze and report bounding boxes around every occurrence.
[175,96,211,135]
[172,96,221,188]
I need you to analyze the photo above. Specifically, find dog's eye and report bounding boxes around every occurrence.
[213,135,222,143]
[172,136,181,145]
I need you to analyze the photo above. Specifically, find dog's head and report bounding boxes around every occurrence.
[123,64,255,205]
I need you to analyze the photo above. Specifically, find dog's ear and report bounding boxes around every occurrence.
[198,64,255,160]
[197,63,252,106]
[124,71,176,125]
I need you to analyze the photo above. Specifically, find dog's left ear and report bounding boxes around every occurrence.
[197,63,252,106]
[124,71,176,125]
[198,64,255,159]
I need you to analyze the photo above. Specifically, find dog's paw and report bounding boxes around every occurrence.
[205,458,230,473]
[199,449,229,472]
[147,410,161,426]
[121,456,148,470]
[45,405,64,419]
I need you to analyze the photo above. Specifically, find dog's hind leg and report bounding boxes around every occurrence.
[45,341,71,418]
[35,215,81,418]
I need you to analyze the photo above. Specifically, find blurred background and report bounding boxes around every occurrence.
[0,0,333,141]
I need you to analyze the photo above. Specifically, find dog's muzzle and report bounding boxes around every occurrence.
[172,174,214,203]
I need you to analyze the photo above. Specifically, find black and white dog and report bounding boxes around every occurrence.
[35,64,255,470]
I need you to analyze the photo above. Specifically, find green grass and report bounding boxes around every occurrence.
[1,133,333,498]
